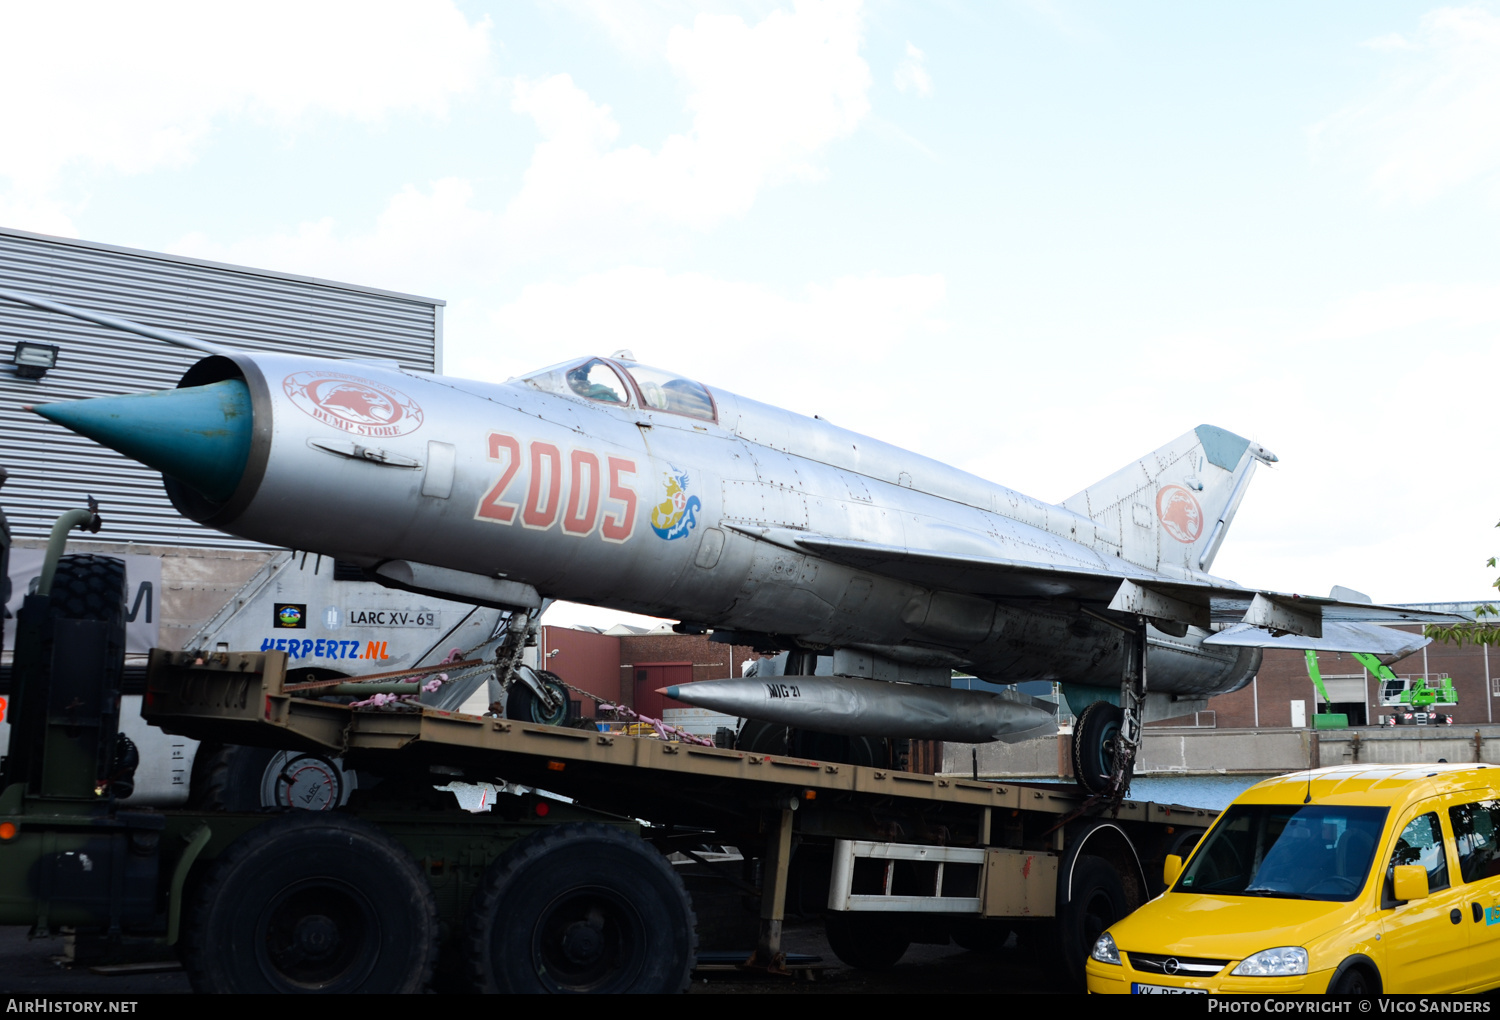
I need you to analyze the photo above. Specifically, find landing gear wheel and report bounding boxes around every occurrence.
[824,912,910,971]
[736,721,893,768]
[182,813,439,993]
[1052,855,1128,991]
[506,670,569,726]
[1072,701,1124,795]
[463,822,696,993]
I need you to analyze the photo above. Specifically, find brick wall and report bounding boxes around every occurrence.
[1203,627,1498,728]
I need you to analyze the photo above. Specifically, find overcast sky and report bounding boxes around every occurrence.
[2,1,1497,627]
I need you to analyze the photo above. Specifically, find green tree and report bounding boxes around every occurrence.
[1423,518,1500,647]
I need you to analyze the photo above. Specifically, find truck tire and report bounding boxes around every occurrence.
[182,813,439,993]
[463,822,696,993]
[187,743,351,812]
[824,912,910,971]
[1053,854,1128,990]
[49,554,127,622]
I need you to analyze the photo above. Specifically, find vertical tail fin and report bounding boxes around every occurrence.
[1060,425,1277,575]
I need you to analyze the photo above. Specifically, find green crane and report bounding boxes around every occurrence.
[1304,650,1456,728]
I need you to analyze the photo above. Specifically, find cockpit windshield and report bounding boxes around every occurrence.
[522,358,631,406]
[620,362,715,421]
[521,357,716,422]
[1175,804,1388,902]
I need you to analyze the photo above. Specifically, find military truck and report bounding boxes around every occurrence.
[0,499,1211,993]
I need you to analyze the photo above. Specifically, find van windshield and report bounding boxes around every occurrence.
[1176,804,1389,902]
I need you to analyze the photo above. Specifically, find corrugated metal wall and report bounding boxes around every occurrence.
[0,227,443,547]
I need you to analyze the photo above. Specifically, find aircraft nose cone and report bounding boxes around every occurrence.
[33,379,252,503]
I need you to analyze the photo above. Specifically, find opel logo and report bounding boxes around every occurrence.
[1164,958,1180,975]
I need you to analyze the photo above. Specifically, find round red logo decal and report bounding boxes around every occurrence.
[283,371,424,438]
[1156,485,1203,544]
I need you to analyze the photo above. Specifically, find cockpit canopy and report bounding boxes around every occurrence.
[522,357,716,422]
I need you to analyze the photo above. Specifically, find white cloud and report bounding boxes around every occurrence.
[894,43,933,97]
[172,3,872,284]
[1297,280,1500,341]
[0,1,491,190]
[503,1,871,255]
[0,192,81,239]
[1315,4,1500,203]
[172,178,497,295]
[454,266,946,412]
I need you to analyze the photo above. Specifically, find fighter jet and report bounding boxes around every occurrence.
[3,286,1461,795]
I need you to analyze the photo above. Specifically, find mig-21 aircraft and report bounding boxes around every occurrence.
[3,286,1460,796]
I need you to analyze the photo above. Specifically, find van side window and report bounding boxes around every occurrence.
[1449,799,1500,884]
[1385,812,1450,902]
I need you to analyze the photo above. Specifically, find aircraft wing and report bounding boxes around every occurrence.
[729,526,1468,638]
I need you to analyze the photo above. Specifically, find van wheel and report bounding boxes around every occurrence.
[463,822,696,993]
[183,814,439,993]
[1328,958,1381,995]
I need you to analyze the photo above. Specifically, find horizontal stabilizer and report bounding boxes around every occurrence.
[1204,622,1430,663]
[724,527,1471,639]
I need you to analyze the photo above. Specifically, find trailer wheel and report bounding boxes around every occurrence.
[1054,855,1128,990]
[182,813,438,993]
[824,912,910,971]
[187,743,352,811]
[1072,701,1123,795]
[463,822,696,993]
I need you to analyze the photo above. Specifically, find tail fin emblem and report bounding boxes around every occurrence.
[1156,485,1203,543]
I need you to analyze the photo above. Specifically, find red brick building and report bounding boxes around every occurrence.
[1205,625,1497,728]
[536,625,755,719]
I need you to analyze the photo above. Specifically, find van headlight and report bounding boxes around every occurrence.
[1090,932,1121,965]
[1231,947,1307,976]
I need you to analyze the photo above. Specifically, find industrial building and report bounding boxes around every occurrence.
[0,226,443,654]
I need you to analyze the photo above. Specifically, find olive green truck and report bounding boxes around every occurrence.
[0,504,1209,993]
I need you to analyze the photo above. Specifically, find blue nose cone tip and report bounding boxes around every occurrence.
[33,379,252,504]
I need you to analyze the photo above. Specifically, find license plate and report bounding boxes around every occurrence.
[1133,983,1207,994]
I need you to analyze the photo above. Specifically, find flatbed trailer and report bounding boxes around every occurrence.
[0,515,1215,992]
[137,648,1212,988]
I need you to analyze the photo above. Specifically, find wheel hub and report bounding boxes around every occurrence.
[290,914,340,961]
[560,920,603,964]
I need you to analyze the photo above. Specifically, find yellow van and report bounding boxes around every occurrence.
[1086,764,1500,995]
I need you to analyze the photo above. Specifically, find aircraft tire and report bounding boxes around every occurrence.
[506,671,569,726]
[182,813,439,993]
[463,822,696,993]
[736,719,790,755]
[1072,701,1124,795]
[824,911,910,971]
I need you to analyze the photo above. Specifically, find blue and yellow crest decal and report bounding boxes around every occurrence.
[650,466,701,541]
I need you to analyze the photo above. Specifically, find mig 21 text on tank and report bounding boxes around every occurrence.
[3,286,1460,796]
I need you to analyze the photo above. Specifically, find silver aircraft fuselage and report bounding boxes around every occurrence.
[143,350,1260,704]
